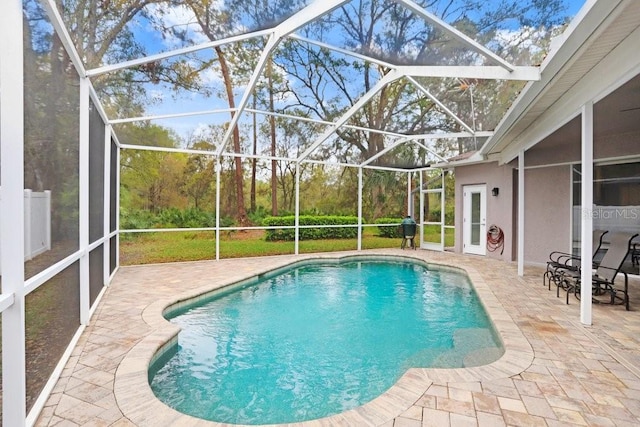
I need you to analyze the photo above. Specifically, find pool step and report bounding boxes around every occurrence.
[429,328,502,368]
[455,328,503,367]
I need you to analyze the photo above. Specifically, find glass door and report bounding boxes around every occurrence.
[463,184,486,255]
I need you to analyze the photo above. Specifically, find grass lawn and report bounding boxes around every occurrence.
[120,226,455,265]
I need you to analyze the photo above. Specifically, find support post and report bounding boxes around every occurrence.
[215,157,221,261]
[441,171,446,249]
[357,167,363,251]
[419,171,424,247]
[294,162,300,255]
[103,125,111,285]
[79,77,90,325]
[115,142,121,271]
[518,150,525,276]
[1,0,27,424]
[407,171,412,215]
[580,102,594,325]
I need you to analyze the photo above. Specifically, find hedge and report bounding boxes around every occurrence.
[374,217,404,238]
[263,215,359,241]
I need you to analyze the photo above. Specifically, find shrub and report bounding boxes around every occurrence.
[263,215,359,241]
[120,208,232,231]
[374,217,403,238]
[154,207,218,228]
[120,209,156,230]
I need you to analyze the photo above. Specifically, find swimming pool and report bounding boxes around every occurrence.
[149,257,503,424]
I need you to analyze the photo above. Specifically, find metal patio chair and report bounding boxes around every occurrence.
[559,231,639,310]
[543,229,608,290]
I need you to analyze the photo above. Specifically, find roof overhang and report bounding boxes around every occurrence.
[476,0,640,165]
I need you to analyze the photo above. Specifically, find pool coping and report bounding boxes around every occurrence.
[114,252,534,426]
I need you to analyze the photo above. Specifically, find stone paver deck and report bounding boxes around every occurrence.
[35,249,640,426]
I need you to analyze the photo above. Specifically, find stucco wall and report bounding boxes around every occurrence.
[453,162,515,261]
[523,165,571,265]
[453,127,639,264]
[453,162,572,265]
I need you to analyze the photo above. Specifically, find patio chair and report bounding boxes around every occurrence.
[543,229,608,290]
[400,216,417,250]
[559,231,639,310]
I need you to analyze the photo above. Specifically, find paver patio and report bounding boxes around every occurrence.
[35,249,640,426]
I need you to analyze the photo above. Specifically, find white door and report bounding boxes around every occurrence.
[463,185,486,255]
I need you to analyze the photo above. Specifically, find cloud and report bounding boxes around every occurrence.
[145,3,210,49]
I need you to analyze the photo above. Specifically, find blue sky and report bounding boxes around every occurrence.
[121,0,591,144]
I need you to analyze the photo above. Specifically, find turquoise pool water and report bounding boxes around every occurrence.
[149,258,503,424]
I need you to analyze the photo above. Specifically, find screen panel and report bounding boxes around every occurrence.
[89,100,106,244]
[89,245,104,307]
[25,261,80,412]
[24,1,80,279]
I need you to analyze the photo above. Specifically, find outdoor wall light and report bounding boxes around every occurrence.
[491,187,499,196]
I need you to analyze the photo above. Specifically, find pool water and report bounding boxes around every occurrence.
[149,259,503,424]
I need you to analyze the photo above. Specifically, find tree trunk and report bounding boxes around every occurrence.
[216,46,248,226]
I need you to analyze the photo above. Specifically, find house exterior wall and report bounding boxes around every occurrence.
[595,130,640,160]
[453,162,571,265]
[453,127,640,265]
[453,162,515,261]
[523,165,571,265]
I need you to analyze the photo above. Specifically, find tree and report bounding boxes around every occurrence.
[119,123,187,212]
[177,0,254,224]
[182,141,215,209]
[275,0,568,160]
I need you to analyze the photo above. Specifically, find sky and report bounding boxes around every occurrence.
[114,0,591,145]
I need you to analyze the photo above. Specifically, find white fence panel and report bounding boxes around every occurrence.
[0,187,51,273]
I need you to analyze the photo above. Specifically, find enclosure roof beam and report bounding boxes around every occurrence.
[360,138,410,167]
[109,108,237,124]
[399,65,540,81]
[244,109,408,138]
[392,0,516,71]
[111,106,408,138]
[362,135,449,166]
[86,29,273,77]
[120,141,432,171]
[288,34,397,69]
[42,0,87,78]
[216,0,353,156]
[272,0,352,39]
[413,140,448,163]
[406,76,475,134]
[408,130,493,139]
[297,69,401,162]
[303,157,430,173]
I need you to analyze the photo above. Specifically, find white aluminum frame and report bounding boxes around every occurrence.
[104,124,112,286]
[580,101,594,325]
[1,1,27,425]
[79,77,91,325]
[0,0,564,425]
[518,151,525,276]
